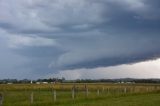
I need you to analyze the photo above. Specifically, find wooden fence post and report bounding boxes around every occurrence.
[54,90,56,102]
[72,85,76,99]
[84,85,88,97]
[86,88,89,97]
[124,88,127,94]
[102,87,105,92]
[0,93,3,106]
[30,92,34,104]
[72,88,75,99]
[97,89,100,96]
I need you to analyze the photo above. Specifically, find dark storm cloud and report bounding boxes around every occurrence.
[12,46,65,58]
[0,0,160,78]
[60,49,160,70]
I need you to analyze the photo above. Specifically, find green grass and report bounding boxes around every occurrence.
[0,83,160,106]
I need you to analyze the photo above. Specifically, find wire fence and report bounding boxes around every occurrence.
[0,84,160,105]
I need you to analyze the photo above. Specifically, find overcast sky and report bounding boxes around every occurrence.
[0,0,160,79]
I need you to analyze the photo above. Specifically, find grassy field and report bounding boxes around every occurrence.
[0,83,160,106]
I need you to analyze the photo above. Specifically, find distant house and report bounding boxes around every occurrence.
[36,82,41,84]
[42,82,48,84]
[7,83,13,84]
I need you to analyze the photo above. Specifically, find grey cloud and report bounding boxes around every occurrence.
[0,0,160,78]
[1,0,159,35]
[0,0,106,34]
[12,46,65,58]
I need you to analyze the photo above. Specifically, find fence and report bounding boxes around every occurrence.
[0,84,160,105]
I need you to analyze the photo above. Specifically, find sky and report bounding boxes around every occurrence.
[0,0,160,79]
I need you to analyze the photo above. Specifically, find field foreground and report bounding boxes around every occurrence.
[0,83,160,106]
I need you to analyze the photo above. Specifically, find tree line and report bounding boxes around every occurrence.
[0,78,160,84]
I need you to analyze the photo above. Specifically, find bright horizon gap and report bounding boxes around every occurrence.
[46,58,160,80]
